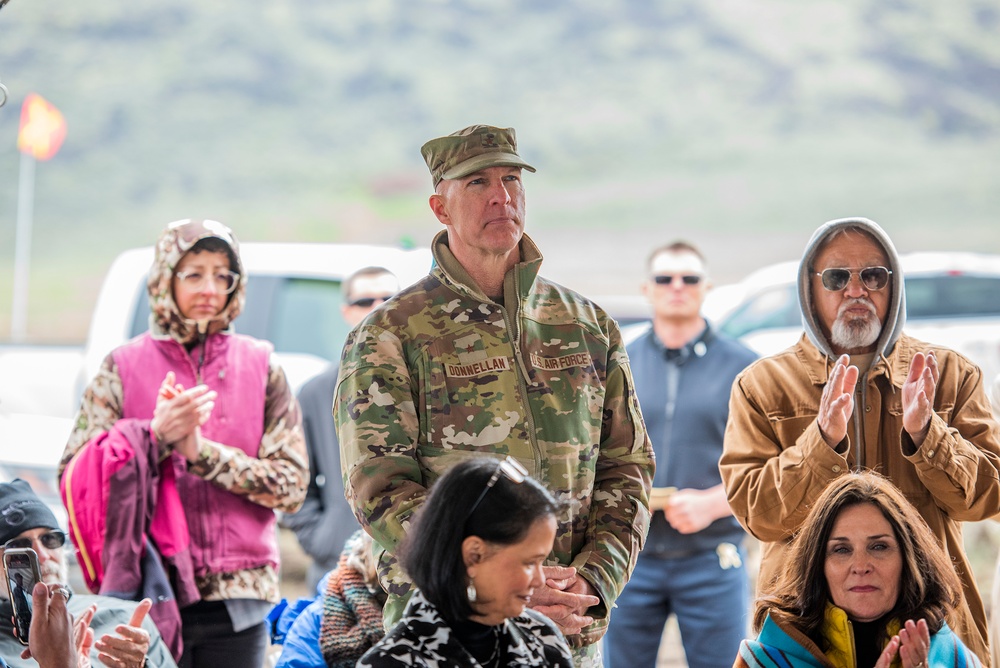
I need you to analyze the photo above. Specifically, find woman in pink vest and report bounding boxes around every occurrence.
[62,219,307,668]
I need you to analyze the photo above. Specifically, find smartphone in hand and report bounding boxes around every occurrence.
[4,547,42,645]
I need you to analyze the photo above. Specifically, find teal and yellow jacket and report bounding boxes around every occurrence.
[735,605,984,668]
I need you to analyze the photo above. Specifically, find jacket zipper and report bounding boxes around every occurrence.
[504,270,541,473]
[175,332,213,561]
[195,321,209,384]
[853,380,865,470]
[848,618,857,668]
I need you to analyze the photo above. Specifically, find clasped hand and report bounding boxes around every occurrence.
[527,565,601,636]
[661,488,715,534]
[150,370,216,462]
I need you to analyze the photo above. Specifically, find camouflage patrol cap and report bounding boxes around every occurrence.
[421,125,536,187]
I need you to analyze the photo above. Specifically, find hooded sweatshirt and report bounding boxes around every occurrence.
[62,219,307,609]
[721,217,1000,665]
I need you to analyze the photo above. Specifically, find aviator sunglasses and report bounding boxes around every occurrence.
[467,456,529,518]
[3,530,67,551]
[347,295,392,308]
[815,266,892,292]
[653,274,702,286]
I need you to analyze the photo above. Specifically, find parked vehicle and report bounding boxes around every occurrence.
[79,242,659,399]
[78,242,435,400]
[0,412,72,525]
[0,344,82,417]
[709,252,1000,383]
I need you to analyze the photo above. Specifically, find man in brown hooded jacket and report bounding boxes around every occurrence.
[720,217,1000,664]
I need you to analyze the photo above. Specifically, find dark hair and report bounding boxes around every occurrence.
[753,471,961,647]
[188,236,240,274]
[398,457,559,624]
[181,237,241,308]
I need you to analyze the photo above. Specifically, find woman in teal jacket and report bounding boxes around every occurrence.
[735,471,983,668]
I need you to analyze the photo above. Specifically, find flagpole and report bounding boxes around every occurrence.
[11,150,35,341]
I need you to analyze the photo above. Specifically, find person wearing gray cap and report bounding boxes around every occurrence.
[0,479,176,668]
[335,124,654,668]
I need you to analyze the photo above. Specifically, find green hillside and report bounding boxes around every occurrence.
[1,0,999,340]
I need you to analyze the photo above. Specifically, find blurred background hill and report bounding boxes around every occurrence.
[1,0,999,341]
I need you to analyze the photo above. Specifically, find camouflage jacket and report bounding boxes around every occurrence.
[336,230,653,647]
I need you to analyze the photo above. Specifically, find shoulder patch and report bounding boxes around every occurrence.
[529,351,594,371]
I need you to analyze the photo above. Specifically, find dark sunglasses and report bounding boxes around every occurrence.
[467,456,529,518]
[815,267,892,292]
[653,274,702,286]
[347,296,391,308]
[3,530,66,551]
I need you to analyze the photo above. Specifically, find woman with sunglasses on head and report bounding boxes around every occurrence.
[736,471,983,667]
[60,219,307,668]
[357,457,574,668]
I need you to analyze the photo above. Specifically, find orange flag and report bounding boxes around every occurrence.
[17,93,67,161]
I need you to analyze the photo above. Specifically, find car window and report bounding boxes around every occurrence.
[268,278,348,361]
[716,274,1000,340]
[718,285,800,339]
[905,276,1000,319]
[130,275,347,362]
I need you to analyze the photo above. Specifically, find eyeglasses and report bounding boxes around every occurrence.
[815,267,892,292]
[653,274,702,286]
[347,295,392,308]
[3,530,66,551]
[467,456,529,518]
[174,270,240,295]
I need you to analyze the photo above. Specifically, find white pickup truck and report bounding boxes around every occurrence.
[78,241,435,399]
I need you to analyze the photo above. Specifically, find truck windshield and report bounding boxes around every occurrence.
[129,275,349,362]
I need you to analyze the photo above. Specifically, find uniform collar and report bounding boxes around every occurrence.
[431,230,543,303]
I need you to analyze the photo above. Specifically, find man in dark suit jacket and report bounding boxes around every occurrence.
[282,266,399,589]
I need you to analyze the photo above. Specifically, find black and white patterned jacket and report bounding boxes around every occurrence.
[357,590,574,667]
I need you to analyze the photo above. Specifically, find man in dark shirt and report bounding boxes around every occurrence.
[282,266,399,590]
[606,241,756,668]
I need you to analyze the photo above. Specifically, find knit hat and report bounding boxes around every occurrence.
[0,479,60,545]
[319,535,386,666]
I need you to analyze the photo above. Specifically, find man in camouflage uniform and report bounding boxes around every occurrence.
[335,124,654,667]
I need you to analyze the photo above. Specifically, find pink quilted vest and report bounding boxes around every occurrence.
[113,331,279,576]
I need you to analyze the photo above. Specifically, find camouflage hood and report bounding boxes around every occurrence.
[147,218,246,345]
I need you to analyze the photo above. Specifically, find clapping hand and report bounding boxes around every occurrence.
[876,618,930,668]
[902,352,938,446]
[817,355,859,448]
[151,371,216,461]
[93,598,152,668]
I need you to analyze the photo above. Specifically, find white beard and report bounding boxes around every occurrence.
[831,298,881,351]
[40,549,69,586]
